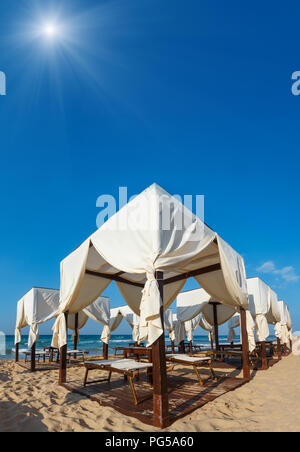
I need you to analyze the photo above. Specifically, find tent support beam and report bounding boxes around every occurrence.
[74,313,79,359]
[85,264,222,289]
[284,343,287,356]
[240,308,250,380]
[59,312,68,386]
[15,343,19,362]
[179,341,185,353]
[260,341,268,370]
[163,264,222,286]
[189,341,193,355]
[152,271,169,429]
[277,338,282,361]
[31,343,36,372]
[212,303,220,351]
[85,270,144,288]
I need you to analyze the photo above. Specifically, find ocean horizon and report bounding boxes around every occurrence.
[0,334,277,360]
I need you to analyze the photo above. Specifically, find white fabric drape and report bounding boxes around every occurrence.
[52,184,249,348]
[277,300,292,345]
[198,314,214,342]
[275,322,282,341]
[247,278,274,343]
[84,296,110,344]
[132,314,141,343]
[68,312,89,344]
[229,311,255,352]
[100,305,135,344]
[255,314,270,342]
[245,310,256,353]
[164,309,175,342]
[15,288,60,347]
[227,312,240,343]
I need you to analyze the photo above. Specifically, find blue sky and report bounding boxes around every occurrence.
[0,0,300,336]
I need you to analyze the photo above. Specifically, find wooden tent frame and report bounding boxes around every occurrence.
[58,261,250,429]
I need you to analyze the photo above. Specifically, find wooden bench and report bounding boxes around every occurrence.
[83,359,153,405]
[166,354,217,386]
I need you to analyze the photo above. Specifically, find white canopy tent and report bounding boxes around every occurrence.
[15,287,60,349]
[51,183,251,428]
[15,287,110,369]
[278,300,292,353]
[175,288,255,351]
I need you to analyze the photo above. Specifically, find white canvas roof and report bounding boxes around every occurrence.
[52,184,249,348]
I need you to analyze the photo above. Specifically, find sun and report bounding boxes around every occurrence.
[42,22,60,39]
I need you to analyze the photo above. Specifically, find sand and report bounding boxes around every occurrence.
[0,355,299,432]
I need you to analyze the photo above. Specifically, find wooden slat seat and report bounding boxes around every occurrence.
[67,350,89,362]
[166,354,217,386]
[83,359,153,405]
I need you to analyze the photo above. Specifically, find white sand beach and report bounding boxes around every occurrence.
[0,354,299,432]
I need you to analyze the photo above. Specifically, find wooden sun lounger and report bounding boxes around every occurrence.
[83,359,153,405]
[213,349,257,367]
[165,354,217,386]
[23,350,50,363]
[67,350,89,362]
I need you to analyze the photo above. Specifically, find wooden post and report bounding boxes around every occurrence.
[210,333,214,352]
[189,341,193,355]
[290,338,293,354]
[59,312,68,386]
[15,343,19,363]
[277,338,282,361]
[152,271,169,429]
[240,308,250,380]
[212,303,220,351]
[103,342,108,360]
[74,313,79,359]
[179,340,185,353]
[260,341,268,370]
[31,342,36,372]
[171,341,175,354]
[284,343,287,357]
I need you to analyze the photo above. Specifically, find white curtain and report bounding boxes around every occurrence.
[255,314,270,342]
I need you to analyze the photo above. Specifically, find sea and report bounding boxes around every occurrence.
[0,334,277,360]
